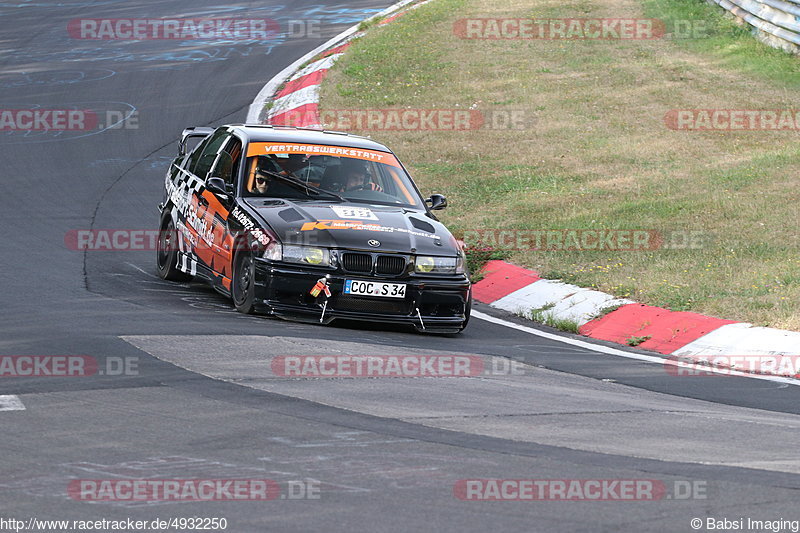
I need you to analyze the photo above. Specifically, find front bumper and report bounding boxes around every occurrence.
[252,259,471,332]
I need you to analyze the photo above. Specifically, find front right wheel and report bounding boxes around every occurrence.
[459,294,472,332]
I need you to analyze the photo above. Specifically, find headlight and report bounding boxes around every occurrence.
[416,256,435,273]
[262,241,282,260]
[282,245,331,267]
[415,255,464,274]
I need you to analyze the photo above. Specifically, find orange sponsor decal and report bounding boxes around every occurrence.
[299,219,440,240]
[300,219,383,231]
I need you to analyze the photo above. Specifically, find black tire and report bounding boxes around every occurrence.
[232,247,257,314]
[459,292,472,332]
[156,215,193,282]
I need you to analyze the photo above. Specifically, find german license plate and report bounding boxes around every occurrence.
[344,280,406,298]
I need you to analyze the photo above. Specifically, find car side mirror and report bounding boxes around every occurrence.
[207,177,231,200]
[426,194,448,210]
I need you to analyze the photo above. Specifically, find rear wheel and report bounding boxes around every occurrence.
[156,216,193,282]
[232,247,256,314]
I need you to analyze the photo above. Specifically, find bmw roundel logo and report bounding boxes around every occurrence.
[368,239,381,248]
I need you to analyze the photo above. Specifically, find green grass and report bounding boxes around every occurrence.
[597,303,626,318]
[464,247,511,283]
[524,305,582,334]
[626,335,652,346]
[332,0,466,106]
[643,0,800,87]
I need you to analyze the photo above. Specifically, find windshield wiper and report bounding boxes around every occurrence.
[341,197,410,207]
[258,169,345,202]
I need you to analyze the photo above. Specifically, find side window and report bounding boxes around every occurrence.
[184,131,216,172]
[189,129,230,180]
[210,136,243,187]
[180,136,206,167]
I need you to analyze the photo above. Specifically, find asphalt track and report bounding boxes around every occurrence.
[2,1,800,531]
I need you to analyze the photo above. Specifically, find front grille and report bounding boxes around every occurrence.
[330,295,412,315]
[341,252,372,273]
[375,255,406,275]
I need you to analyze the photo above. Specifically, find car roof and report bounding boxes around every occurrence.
[228,124,393,153]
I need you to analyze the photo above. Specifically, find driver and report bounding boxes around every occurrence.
[252,168,271,194]
[251,154,309,195]
[340,160,382,192]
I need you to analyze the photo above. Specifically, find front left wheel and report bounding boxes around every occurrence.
[232,248,256,314]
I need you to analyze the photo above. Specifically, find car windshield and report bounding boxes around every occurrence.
[242,142,425,209]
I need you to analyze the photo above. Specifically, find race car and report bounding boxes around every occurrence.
[157,124,471,333]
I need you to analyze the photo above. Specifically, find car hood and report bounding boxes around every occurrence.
[242,199,458,255]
